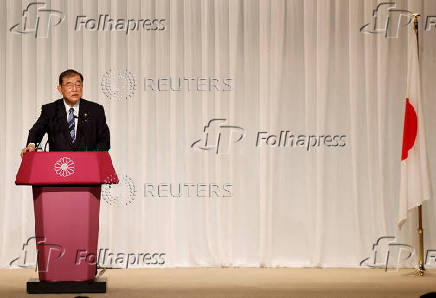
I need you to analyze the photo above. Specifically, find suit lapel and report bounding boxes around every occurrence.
[55,99,73,148]
[74,99,87,148]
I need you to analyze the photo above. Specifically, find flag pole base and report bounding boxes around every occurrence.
[416,265,425,276]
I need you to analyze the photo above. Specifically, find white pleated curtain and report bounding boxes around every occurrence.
[0,0,435,268]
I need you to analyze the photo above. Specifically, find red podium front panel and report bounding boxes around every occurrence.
[15,152,118,282]
[33,186,101,281]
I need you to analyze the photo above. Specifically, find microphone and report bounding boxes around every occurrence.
[73,112,88,122]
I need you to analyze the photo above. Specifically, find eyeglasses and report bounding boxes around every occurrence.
[63,83,83,90]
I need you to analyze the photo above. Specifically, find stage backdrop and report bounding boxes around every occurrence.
[1,0,436,268]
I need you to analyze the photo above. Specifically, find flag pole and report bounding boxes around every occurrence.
[411,13,425,276]
[417,205,424,275]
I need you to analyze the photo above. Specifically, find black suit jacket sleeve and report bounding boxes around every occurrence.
[26,105,49,147]
[95,105,110,151]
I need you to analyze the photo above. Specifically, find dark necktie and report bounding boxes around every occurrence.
[67,108,76,143]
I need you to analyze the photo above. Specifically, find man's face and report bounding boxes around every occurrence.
[57,74,83,106]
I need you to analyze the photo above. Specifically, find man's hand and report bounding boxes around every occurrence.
[20,144,35,158]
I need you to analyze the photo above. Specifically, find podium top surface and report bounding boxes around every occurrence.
[15,151,118,185]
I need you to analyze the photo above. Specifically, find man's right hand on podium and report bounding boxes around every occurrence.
[20,143,35,158]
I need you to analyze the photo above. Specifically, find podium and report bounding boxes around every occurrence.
[15,151,118,294]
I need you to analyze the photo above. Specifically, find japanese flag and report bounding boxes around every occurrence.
[398,24,432,228]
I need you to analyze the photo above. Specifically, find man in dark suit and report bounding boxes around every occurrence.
[20,69,110,157]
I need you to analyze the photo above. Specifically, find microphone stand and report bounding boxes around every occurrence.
[78,112,88,151]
